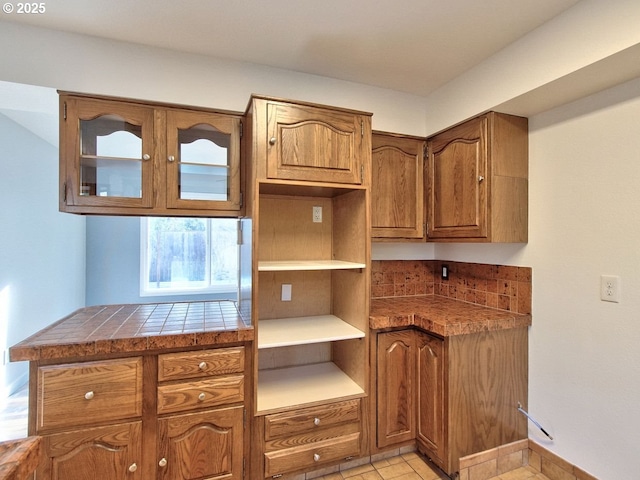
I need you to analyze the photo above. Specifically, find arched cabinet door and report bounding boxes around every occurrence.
[157,405,244,480]
[39,421,143,480]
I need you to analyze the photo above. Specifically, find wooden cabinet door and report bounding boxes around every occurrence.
[165,109,242,212]
[60,95,155,211]
[376,330,415,448]
[372,133,425,239]
[38,421,142,480]
[416,331,445,464]
[427,115,488,239]
[265,101,366,184]
[157,406,243,480]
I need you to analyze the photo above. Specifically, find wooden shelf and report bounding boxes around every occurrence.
[258,315,365,349]
[258,260,365,271]
[257,362,365,414]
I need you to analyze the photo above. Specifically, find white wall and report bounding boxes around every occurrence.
[436,78,640,478]
[0,110,85,396]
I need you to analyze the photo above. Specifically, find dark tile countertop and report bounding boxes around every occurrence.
[370,295,531,337]
[0,436,41,480]
[10,301,253,362]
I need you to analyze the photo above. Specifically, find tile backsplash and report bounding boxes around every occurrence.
[371,260,532,315]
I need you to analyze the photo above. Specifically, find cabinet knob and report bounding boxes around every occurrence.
[313,453,320,462]
[478,175,485,183]
[168,155,175,162]
[313,417,320,426]
[128,463,137,472]
[84,391,94,400]
[269,137,277,145]
[142,153,151,161]
[198,392,206,401]
[158,458,167,468]
[198,361,207,370]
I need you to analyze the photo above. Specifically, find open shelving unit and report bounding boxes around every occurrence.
[254,184,369,415]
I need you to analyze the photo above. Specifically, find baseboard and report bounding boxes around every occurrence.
[457,439,599,480]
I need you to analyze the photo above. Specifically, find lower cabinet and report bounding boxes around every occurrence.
[31,346,248,480]
[415,331,445,466]
[375,328,528,477]
[38,421,142,480]
[376,330,415,448]
[260,399,363,478]
[157,407,244,480]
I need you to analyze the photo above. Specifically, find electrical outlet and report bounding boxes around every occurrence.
[441,264,449,280]
[312,206,322,223]
[600,275,621,303]
[281,284,292,302]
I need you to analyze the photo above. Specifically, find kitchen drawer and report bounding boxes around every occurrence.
[157,375,244,414]
[264,432,360,478]
[265,399,361,440]
[158,347,244,382]
[37,357,143,432]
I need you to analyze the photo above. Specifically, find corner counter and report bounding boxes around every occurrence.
[370,295,531,335]
[10,300,253,362]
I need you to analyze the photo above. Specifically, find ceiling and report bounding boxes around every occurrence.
[3,0,581,97]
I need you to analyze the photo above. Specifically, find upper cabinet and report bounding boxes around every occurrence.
[426,112,528,242]
[261,97,370,184]
[59,93,243,216]
[371,132,425,240]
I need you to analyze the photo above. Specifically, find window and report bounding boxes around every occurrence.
[140,217,238,296]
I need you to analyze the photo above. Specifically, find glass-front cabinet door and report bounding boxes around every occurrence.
[61,96,155,209]
[166,110,242,211]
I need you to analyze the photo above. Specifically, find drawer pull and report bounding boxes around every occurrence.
[128,463,137,473]
[198,392,206,401]
[313,417,320,426]
[158,458,167,467]
[84,391,94,400]
[198,361,207,370]
[269,137,277,145]
[313,453,320,462]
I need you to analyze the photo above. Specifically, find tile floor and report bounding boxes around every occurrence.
[310,451,550,480]
[0,386,549,480]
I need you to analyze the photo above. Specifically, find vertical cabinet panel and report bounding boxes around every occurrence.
[416,331,445,464]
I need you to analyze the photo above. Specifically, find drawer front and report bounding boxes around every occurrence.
[157,375,244,415]
[158,347,244,382]
[264,432,360,478]
[265,399,360,440]
[37,357,143,432]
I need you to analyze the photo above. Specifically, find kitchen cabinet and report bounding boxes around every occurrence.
[245,95,371,477]
[416,330,445,465]
[416,328,528,476]
[257,96,370,184]
[59,93,242,216]
[371,132,425,239]
[375,330,415,448]
[426,112,528,242]
[31,346,248,480]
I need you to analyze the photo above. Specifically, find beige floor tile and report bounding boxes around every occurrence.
[406,457,444,480]
[342,464,376,478]
[376,461,416,479]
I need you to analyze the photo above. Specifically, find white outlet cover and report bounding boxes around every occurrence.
[600,275,621,303]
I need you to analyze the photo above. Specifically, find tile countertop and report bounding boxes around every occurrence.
[10,300,253,362]
[370,296,531,336]
[0,436,41,480]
